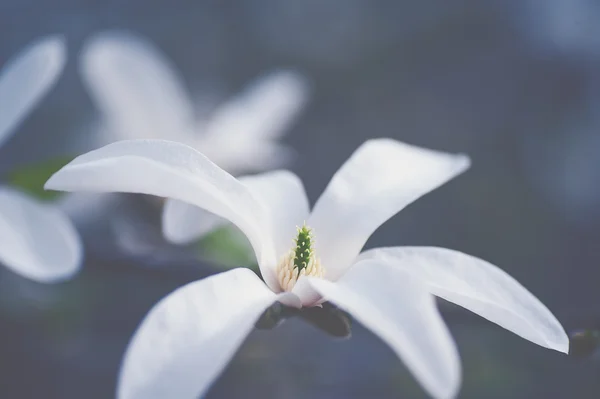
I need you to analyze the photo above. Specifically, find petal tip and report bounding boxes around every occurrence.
[44,171,62,191]
[451,154,471,178]
[34,34,67,76]
[552,331,570,354]
[39,34,66,53]
[457,153,471,170]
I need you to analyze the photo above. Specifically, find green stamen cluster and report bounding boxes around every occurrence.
[293,225,314,273]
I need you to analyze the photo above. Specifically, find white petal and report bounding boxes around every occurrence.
[197,70,308,173]
[203,69,309,141]
[162,170,309,258]
[291,276,323,307]
[359,247,569,353]
[0,35,66,146]
[0,186,81,282]
[308,139,470,280]
[45,139,280,290]
[162,199,227,245]
[118,268,284,399]
[80,31,195,143]
[239,171,309,258]
[306,261,461,399]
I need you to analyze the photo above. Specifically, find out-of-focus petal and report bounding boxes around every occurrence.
[80,31,195,142]
[56,192,121,226]
[198,140,296,175]
[162,199,227,245]
[0,35,66,146]
[0,186,81,282]
[203,69,308,141]
[198,70,308,173]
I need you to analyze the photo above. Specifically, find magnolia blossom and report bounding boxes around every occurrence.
[0,35,82,282]
[45,138,567,398]
[80,31,308,174]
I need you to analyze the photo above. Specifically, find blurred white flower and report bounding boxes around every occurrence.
[80,31,309,174]
[0,36,82,282]
[46,138,568,399]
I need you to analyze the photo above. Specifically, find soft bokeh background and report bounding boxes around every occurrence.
[1,1,600,398]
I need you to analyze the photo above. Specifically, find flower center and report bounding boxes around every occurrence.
[276,224,325,292]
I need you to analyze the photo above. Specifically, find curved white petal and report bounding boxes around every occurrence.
[162,170,309,259]
[0,186,81,282]
[0,35,66,146]
[308,139,470,280]
[359,247,569,353]
[118,268,286,399]
[45,139,280,290]
[203,69,309,142]
[306,261,461,399]
[80,31,195,143]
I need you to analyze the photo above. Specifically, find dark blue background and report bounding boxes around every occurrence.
[0,1,599,398]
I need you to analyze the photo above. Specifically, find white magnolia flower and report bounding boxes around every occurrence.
[45,138,568,399]
[0,35,82,283]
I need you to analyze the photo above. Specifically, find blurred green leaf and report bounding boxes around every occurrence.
[7,156,74,200]
[195,226,258,271]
